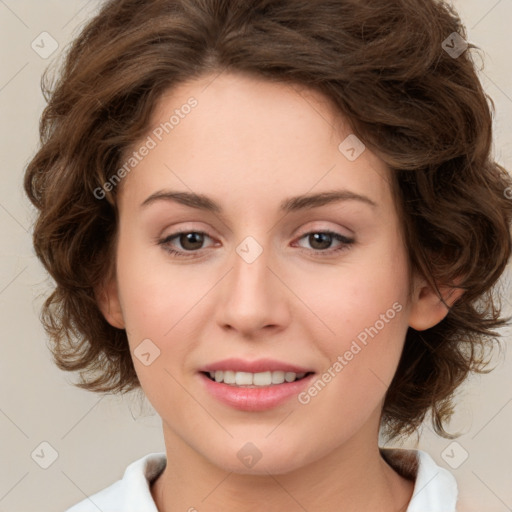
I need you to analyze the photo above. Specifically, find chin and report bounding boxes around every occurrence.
[204,440,315,476]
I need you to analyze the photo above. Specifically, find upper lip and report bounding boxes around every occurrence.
[199,358,314,374]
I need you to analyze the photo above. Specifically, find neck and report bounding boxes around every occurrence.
[151,422,414,512]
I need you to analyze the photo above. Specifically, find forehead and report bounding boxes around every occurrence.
[118,72,393,215]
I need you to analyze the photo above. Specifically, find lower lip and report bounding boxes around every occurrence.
[199,372,315,411]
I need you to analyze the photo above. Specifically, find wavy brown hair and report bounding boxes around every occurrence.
[24,0,512,441]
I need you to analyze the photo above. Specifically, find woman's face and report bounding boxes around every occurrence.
[104,72,424,474]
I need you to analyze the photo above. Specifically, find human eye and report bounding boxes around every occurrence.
[157,228,354,259]
[157,230,216,258]
[294,230,355,257]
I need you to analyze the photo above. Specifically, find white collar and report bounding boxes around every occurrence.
[66,448,458,511]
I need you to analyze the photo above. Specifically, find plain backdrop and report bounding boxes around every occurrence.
[0,1,511,511]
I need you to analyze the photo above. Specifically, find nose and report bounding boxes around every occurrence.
[215,238,291,338]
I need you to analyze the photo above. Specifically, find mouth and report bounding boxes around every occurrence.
[201,370,315,387]
[198,358,317,411]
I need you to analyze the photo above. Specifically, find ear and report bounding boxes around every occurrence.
[95,276,125,329]
[408,274,465,331]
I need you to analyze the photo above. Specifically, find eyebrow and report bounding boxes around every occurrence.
[140,189,377,213]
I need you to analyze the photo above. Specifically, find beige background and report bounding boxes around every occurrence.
[0,1,511,511]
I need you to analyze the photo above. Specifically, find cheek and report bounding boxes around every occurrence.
[114,244,205,401]
[299,239,410,381]
[115,236,205,341]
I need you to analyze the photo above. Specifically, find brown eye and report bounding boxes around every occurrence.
[178,232,205,251]
[158,231,214,258]
[295,230,355,257]
[308,232,334,250]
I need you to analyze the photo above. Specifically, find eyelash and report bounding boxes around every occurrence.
[157,230,355,259]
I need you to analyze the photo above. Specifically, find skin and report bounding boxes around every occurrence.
[98,71,461,512]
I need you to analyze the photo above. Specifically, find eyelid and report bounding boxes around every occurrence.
[292,230,354,257]
[294,222,354,239]
[293,219,355,238]
[158,226,355,259]
[159,230,217,249]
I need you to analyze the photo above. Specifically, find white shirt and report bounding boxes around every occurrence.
[65,448,458,511]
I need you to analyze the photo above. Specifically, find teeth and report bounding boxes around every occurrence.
[235,372,253,386]
[207,370,308,386]
[272,371,285,384]
[285,372,296,382]
[223,370,236,384]
[253,371,271,386]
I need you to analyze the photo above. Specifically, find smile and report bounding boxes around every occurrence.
[204,370,310,387]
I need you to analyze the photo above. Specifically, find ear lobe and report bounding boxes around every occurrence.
[408,275,465,331]
[96,277,125,329]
